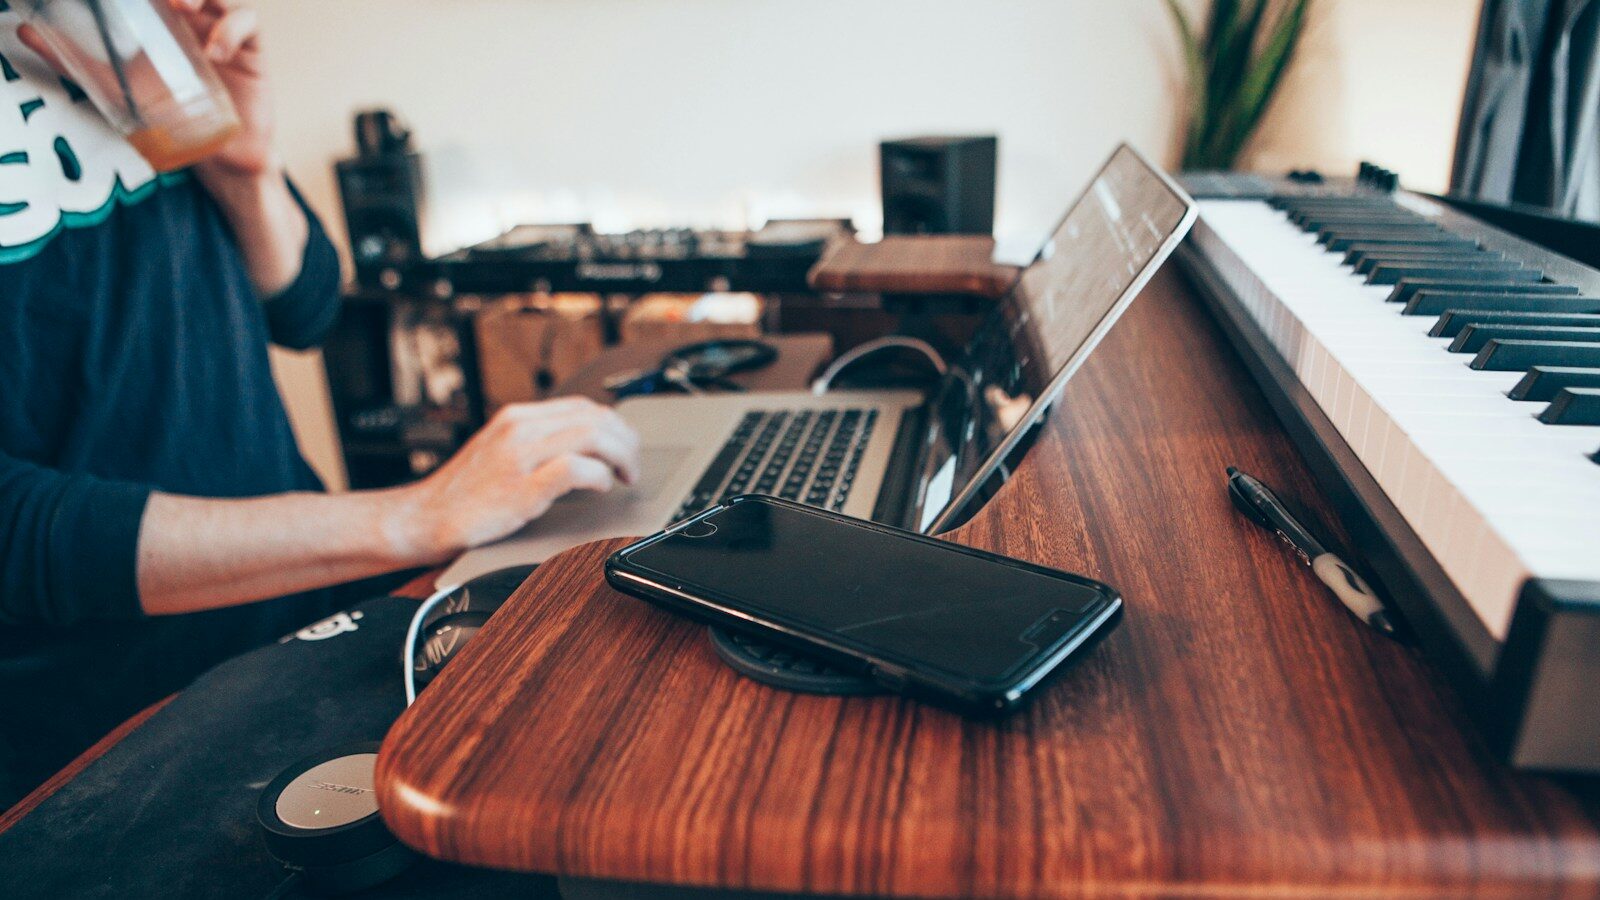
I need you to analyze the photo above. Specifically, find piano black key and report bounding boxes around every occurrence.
[1299,205,1428,216]
[1387,279,1579,304]
[1345,245,1496,267]
[1275,197,1397,209]
[1368,261,1535,286]
[1351,251,1504,275]
[1344,244,1482,267]
[1448,324,1600,353]
[1535,387,1600,426]
[1317,225,1448,247]
[1326,233,1472,252]
[1403,291,1600,316]
[1470,339,1600,372]
[1297,212,1426,229]
[1297,209,1424,222]
[1431,310,1600,339]
[1508,366,1600,401]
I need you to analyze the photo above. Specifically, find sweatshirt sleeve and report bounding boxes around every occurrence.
[0,452,151,627]
[261,180,343,351]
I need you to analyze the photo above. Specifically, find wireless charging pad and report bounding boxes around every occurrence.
[708,627,882,695]
[257,742,415,895]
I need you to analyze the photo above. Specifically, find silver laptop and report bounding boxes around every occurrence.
[438,143,1197,587]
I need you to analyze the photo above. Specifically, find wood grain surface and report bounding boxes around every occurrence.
[808,235,1020,299]
[376,268,1600,896]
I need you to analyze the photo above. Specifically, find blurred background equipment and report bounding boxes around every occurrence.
[604,339,779,399]
[474,294,606,413]
[321,112,1024,490]
[337,109,427,290]
[422,219,849,298]
[619,293,763,345]
[322,293,475,489]
[879,135,997,235]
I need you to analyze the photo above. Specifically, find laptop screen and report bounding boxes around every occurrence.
[914,144,1196,533]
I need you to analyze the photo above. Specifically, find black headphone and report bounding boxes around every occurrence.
[606,338,778,397]
[406,564,535,698]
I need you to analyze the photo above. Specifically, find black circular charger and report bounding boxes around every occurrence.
[256,742,414,895]
[708,627,882,695]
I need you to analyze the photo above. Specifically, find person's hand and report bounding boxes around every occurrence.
[388,398,643,564]
[165,0,278,182]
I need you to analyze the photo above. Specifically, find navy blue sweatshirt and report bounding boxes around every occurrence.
[0,11,344,804]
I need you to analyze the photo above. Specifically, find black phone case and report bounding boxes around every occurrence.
[604,495,1123,716]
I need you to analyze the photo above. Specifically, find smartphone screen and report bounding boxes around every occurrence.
[617,498,1117,686]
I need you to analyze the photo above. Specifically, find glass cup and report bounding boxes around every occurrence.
[19,0,240,172]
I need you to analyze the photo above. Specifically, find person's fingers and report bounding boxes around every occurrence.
[168,0,225,36]
[503,396,605,423]
[16,24,67,76]
[170,0,232,18]
[520,454,617,516]
[577,406,640,458]
[479,398,640,484]
[202,8,260,66]
[523,423,642,486]
[574,412,641,484]
[503,398,633,451]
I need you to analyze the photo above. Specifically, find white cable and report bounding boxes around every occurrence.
[403,582,460,706]
[661,362,704,394]
[811,336,948,394]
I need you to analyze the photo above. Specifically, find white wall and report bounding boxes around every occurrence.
[1248,0,1480,193]
[257,0,1187,261]
[255,0,1481,489]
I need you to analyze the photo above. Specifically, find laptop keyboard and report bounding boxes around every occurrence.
[670,408,880,522]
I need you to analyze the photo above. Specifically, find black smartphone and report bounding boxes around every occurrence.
[605,495,1122,715]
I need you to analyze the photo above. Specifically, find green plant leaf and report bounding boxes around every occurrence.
[1195,0,1262,167]
[1212,0,1311,165]
[1172,0,1311,169]
[1205,0,1266,132]
[1203,0,1240,66]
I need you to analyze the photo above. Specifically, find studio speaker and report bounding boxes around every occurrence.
[880,135,997,236]
[336,110,426,290]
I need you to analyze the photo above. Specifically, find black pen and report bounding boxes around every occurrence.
[1226,467,1397,638]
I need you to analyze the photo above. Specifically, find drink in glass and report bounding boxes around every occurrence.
[19,0,240,172]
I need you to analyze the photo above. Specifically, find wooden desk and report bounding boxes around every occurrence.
[380,267,1600,895]
[808,235,1020,299]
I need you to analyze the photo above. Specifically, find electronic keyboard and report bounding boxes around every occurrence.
[1178,166,1600,772]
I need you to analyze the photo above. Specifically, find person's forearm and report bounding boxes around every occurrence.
[136,488,441,616]
[200,168,309,298]
[136,398,642,617]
